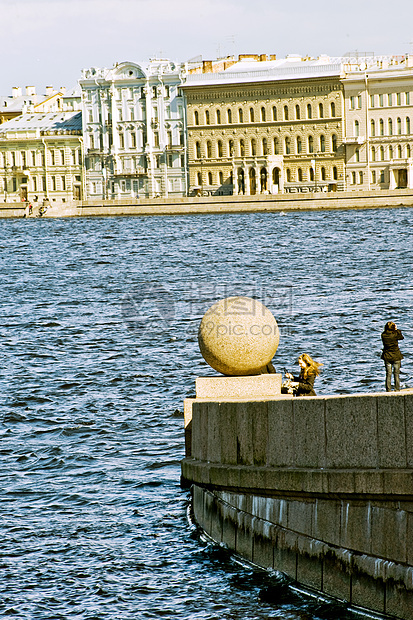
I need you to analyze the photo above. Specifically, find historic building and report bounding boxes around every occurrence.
[0,86,68,125]
[182,54,346,196]
[341,55,413,190]
[0,88,83,203]
[79,59,187,200]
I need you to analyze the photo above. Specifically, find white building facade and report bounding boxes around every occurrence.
[79,59,188,200]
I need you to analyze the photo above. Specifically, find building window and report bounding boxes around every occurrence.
[406,117,411,134]
[119,133,124,148]
[205,110,210,125]
[61,175,66,191]
[208,172,212,185]
[167,153,173,167]
[407,144,411,157]
[330,101,336,117]
[332,134,338,152]
[397,117,402,135]
[333,166,338,180]
[406,92,410,105]
[240,139,245,157]
[274,137,279,154]
[153,132,159,148]
[262,138,268,155]
[388,93,392,106]
[307,104,312,119]
[380,146,385,161]
[219,171,223,185]
[152,86,157,98]
[298,167,303,182]
[397,93,402,105]
[249,107,254,122]
[309,167,314,181]
[379,119,384,136]
[238,108,243,123]
[320,134,326,152]
[33,176,37,191]
[397,145,402,158]
[51,175,56,191]
[272,106,277,121]
[371,119,375,137]
[371,146,376,161]
[284,106,289,121]
[197,172,202,185]
[370,94,375,108]
[354,120,359,137]
[216,109,221,124]
[380,169,385,183]
[389,145,393,159]
[319,103,324,118]
[251,139,256,156]
[321,166,326,181]
[131,132,136,148]
[372,170,376,183]
[308,135,314,153]
[286,168,291,182]
[355,148,360,162]
[261,107,266,122]
[194,110,199,125]
[217,140,223,158]
[295,104,300,120]
[206,141,212,158]
[285,137,290,154]
[227,108,232,123]
[352,171,356,184]
[388,118,393,135]
[195,142,201,159]
[229,140,234,156]
[359,171,363,184]
[379,94,384,107]
[350,96,356,110]
[296,136,302,153]
[51,150,56,165]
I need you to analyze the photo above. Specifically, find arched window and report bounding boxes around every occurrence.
[307,104,312,119]
[285,136,290,154]
[227,108,232,123]
[249,107,254,122]
[330,101,336,117]
[208,172,213,185]
[251,139,256,156]
[238,108,243,123]
[407,144,411,157]
[380,118,384,136]
[194,110,199,125]
[371,120,375,136]
[295,105,300,120]
[240,139,245,157]
[216,109,221,124]
[205,110,210,125]
[195,141,201,159]
[229,140,234,156]
[388,118,393,135]
[397,117,402,135]
[371,146,376,161]
[272,106,277,121]
[380,146,385,161]
[354,120,359,137]
[397,144,402,158]
[359,171,363,184]
[333,166,338,180]
[352,171,356,184]
[197,171,202,185]
[296,136,302,153]
[321,166,326,181]
[406,117,410,134]
[298,167,303,182]
[261,107,266,122]
[389,145,393,159]
[332,134,337,152]
[262,137,268,155]
[308,135,314,153]
[319,103,324,118]
[320,134,326,152]
[219,171,223,185]
[355,148,360,162]
[274,137,279,154]
[286,168,291,182]
[309,167,314,181]
[217,140,223,158]
[206,141,212,158]
[284,106,289,121]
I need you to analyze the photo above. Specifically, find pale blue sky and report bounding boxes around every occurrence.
[2,0,413,95]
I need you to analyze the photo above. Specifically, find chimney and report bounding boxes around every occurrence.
[270,54,277,61]
[60,86,66,94]
[259,54,267,62]
[202,60,213,73]
[12,86,22,98]
[45,86,54,97]
[25,86,36,96]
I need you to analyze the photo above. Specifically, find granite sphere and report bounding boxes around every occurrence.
[198,296,279,376]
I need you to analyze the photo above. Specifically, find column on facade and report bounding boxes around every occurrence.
[144,85,156,198]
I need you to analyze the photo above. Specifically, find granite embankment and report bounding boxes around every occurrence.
[181,389,413,620]
[2,189,413,218]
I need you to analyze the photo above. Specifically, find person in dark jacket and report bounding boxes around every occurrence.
[284,353,323,396]
[381,321,404,391]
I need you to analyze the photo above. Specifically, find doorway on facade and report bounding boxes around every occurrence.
[73,185,81,200]
[272,167,281,192]
[249,168,256,195]
[237,169,245,194]
[20,186,27,202]
[398,169,408,188]
[260,168,267,192]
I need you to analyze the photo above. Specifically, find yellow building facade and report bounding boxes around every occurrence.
[182,56,346,196]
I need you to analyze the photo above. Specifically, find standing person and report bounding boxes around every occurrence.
[284,353,323,396]
[381,321,404,392]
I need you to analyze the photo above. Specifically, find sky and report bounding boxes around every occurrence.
[2,0,413,95]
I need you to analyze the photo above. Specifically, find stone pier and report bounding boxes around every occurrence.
[181,390,413,619]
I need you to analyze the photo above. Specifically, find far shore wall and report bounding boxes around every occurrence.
[1,188,413,218]
[181,392,413,619]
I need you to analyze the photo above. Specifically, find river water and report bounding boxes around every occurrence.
[0,208,412,619]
